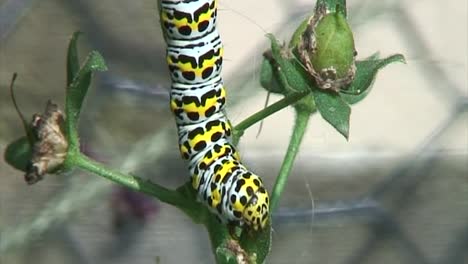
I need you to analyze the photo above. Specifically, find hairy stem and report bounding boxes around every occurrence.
[233,91,309,145]
[65,105,80,153]
[270,109,310,211]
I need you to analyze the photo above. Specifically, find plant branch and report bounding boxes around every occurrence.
[233,91,309,145]
[72,153,186,208]
[270,109,310,212]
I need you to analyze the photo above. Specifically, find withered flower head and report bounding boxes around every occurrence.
[25,100,68,184]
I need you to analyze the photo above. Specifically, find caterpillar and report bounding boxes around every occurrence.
[159,0,269,230]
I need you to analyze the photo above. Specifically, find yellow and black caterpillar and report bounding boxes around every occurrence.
[159,0,269,230]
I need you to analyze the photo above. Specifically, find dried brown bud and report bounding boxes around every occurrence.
[25,100,68,184]
[225,239,251,264]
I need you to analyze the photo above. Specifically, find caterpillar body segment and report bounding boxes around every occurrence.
[170,78,226,125]
[160,0,218,41]
[166,29,223,85]
[160,0,269,230]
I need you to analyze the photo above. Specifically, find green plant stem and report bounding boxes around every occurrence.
[233,91,309,145]
[65,105,80,153]
[270,109,310,212]
[73,153,186,208]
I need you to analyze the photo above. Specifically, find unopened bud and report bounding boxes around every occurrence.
[297,4,356,92]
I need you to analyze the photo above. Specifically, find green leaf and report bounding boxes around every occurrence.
[205,214,241,264]
[65,50,107,150]
[208,220,237,264]
[209,220,271,264]
[239,219,272,264]
[340,53,406,104]
[67,31,81,87]
[313,89,351,139]
[173,181,272,264]
[4,136,32,172]
[265,34,311,94]
[206,203,271,263]
[67,51,107,118]
[259,56,283,94]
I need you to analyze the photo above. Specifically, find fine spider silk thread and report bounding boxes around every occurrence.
[159,0,269,230]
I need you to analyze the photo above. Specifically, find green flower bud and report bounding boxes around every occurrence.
[297,4,356,92]
[4,136,32,172]
[310,12,355,78]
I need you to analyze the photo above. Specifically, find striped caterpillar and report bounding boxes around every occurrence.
[159,0,269,230]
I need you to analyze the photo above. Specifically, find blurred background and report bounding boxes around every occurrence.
[0,0,466,263]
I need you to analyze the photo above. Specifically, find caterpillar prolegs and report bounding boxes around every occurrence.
[159,0,269,230]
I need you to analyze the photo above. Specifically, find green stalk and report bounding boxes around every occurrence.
[72,153,186,207]
[270,109,310,212]
[233,91,309,145]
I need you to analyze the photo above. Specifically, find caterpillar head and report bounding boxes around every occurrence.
[242,186,269,231]
[228,171,269,231]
